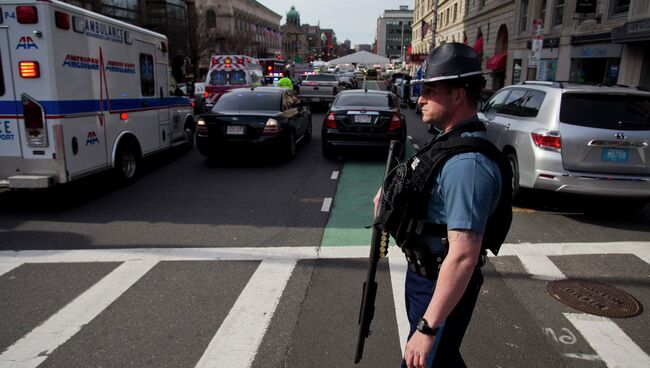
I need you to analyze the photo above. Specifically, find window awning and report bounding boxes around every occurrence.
[487,53,507,70]
[473,36,483,53]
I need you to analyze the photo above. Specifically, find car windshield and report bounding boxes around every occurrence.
[213,91,280,111]
[335,94,395,108]
[306,74,337,82]
[560,93,650,131]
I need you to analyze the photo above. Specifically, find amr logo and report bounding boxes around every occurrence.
[16,36,38,50]
[85,131,99,146]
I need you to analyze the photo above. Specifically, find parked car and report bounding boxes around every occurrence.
[365,68,378,80]
[196,87,312,160]
[478,81,650,208]
[321,89,407,158]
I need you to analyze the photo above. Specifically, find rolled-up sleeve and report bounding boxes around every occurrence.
[439,153,501,234]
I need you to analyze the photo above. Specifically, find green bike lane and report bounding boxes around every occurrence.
[320,143,417,247]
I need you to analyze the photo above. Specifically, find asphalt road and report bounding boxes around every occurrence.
[1,80,649,368]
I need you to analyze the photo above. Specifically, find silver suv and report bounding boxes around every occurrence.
[478,81,650,205]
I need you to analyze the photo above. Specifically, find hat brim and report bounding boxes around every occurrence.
[410,71,483,85]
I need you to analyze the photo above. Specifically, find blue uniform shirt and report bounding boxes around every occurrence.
[423,120,502,254]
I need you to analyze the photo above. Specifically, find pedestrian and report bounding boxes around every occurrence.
[373,43,510,368]
[277,71,294,90]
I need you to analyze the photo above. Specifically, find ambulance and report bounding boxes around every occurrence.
[204,55,264,110]
[0,0,194,189]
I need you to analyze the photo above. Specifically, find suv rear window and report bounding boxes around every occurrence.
[213,91,280,111]
[335,94,395,108]
[560,93,650,131]
[306,74,337,82]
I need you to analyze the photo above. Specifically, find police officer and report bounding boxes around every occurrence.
[374,43,502,368]
[277,71,294,89]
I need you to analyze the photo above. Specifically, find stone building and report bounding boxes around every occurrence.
[192,0,282,77]
[376,5,414,60]
[281,6,309,63]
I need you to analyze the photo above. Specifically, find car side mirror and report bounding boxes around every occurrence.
[328,102,333,108]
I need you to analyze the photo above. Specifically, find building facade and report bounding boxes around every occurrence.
[354,44,373,52]
[281,6,309,63]
[193,0,281,77]
[376,5,414,60]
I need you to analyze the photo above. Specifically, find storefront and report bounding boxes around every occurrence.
[569,43,622,85]
[612,17,650,89]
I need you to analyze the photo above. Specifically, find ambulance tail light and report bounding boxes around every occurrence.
[21,94,48,147]
[17,6,38,24]
[19,61,40,78]
[204,91,209,98]
[55,11,70,30]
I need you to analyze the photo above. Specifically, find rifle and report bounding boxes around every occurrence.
[354,140,402,364]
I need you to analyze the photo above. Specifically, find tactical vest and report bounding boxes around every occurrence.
[377,120,513,260]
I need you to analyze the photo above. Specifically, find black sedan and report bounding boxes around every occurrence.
[196,87,312,160]
[321,89,407,158]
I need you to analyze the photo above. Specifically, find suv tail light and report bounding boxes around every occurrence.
[531,130,561,152]
[263,118,281,135]
[326,112,337,129]
[21,94,48,147]
[17,6,38,24]
[389,113,402,131]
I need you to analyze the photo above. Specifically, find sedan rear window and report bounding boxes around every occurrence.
[560,93,650,131]
[306,74,337,82]
[335,94,396,108]
[213,91,280,111]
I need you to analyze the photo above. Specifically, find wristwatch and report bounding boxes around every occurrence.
[416,317,439,336]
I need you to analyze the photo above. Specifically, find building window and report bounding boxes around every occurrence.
[139,54,155,97]
[454,4,458,22]
[520,0,529,33]
[553,0,564,27]
[206,10,216,28]
[611,0,630,17]
[465,0,470,15]
[446,8,450,25]
[540,0,547,24]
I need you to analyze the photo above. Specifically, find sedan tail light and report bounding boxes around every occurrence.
[263,118,281,135]
[326,112,337,129]
[389,113,402,131]
[531,129,561,152]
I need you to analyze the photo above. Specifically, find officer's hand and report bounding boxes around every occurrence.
[404,331,436,368]
[373,187,382,219]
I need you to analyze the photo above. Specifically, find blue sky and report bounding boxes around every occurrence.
[257,0,411,45]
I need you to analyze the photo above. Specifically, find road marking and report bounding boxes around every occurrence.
[331,171,339,180]
[564,313,650,368]
[321,197,333,212]
[0,260,156,368]
[512,207,536,214]
[195,259,296,368]
[388,251,409,356]
[0,262,21,278]
[563,353,603,361]
[407,135,413,141]
[517,255,566,280]
[413,144,420,150]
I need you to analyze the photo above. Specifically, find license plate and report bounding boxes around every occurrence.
[354,114,372,123]
[226,125,245,135]
[602,148,629,162]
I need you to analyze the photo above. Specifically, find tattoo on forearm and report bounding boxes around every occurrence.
[447,230,482,243]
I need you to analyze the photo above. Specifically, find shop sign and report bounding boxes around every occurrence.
[571,44,622,58]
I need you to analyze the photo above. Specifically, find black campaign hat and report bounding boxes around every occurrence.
[412,43,483,85]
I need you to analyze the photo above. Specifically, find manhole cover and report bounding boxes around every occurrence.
[547,279,642,318]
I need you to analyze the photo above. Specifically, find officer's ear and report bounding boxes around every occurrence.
[452,86,466,108]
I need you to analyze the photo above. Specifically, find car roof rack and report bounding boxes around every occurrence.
[520,80,564,88]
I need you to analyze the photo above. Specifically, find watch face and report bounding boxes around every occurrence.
[417,319,425,331]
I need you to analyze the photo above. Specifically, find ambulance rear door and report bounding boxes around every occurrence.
[0,28,20,159]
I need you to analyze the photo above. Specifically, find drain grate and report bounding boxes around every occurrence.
[547,279,642,318]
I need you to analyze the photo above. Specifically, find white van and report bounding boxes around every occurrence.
[0,0,194,189]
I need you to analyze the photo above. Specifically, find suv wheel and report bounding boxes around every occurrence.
[507,152,521,201]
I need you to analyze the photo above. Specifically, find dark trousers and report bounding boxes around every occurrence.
[401,266,483,368]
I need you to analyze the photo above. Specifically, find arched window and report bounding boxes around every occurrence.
[206,10,216,28]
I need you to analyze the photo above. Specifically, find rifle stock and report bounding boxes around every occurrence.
[354,140,402,364]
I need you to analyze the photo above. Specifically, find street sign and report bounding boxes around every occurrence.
[529,19,544,68]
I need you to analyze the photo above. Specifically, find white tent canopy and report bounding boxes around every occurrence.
[327,51,391,66]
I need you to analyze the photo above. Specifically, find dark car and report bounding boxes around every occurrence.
[196,87,312,160]
[321,90,407,158]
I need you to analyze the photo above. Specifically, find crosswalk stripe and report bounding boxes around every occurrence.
[0,263,21,278]
[517,255,567,281]
[0,260,157,368]
[388,253,409,356]
[564,313,650,368]
[195,259,296,368]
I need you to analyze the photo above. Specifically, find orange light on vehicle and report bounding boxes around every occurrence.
[267,66,273,71]
[225,57,232,65]
[204,91,209,98]
[120,112,128,121]
[19,61,40,78]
